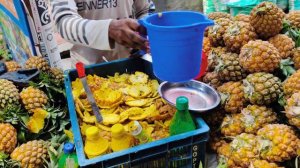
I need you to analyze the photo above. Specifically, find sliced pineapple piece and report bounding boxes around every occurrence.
[119,111,129,123]
[27,108,49,133]
[126,99,151,107]
[129,71,149,84]
[94,89,123,108]
[128,84,152,98]
[103,113,120,125]
[127,107,148,120]
[83,111,96,124]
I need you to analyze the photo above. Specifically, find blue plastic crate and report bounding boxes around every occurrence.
[64,58,210,168]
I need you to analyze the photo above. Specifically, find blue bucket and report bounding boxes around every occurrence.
[139,11,214,82]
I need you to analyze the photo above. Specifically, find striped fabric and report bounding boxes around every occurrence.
[50,0,151,66]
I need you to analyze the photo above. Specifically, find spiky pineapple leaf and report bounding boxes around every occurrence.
[280,58,296,78]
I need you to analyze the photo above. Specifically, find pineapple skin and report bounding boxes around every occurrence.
[215,52,247,81]
[285,92,300,129]
[251,160,282,168]
[241,105,277,134]
[11,140,49,168]
[25,56,50,72]
[292,48,300,70]
[208,18,233,47]
[286,11,300,29]
[202,72,222,89]
[257,124,300,162]
[5,61,21,72]
[250,2,285,39]
[0,79,20,109]
[20,87,48,112]
[221,114,244,136]
[223,21,257,53]
[243,72,282,105]
[268,34,295,59]
[208,12,232,21]
[239,40,281,73]
[283,69,300,98]
[234,14,250,23]
[230,133,260,168]
[218,81,246,113]
[0,123,17,154]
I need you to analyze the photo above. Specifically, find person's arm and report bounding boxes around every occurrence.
[50,0,112,50]
[134,0,151,19]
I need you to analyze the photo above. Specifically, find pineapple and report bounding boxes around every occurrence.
[207,12,232,20]
[207,47,227,71]
[50,67,64,84]
[11,140,49,168]
[223,21,257,53]
[250,160,282,168]
[286,11,300,29]
[268,34,295,59]
[257,124,300,162]
[25,56,50,72]
[292,48,300,70]
[250,2,285,39]
[285,92,300,128]
[230,133,259,167]
[0,79,20,109]
[243,72,282,105]
[0,123,17,154]
[239,40,281,73]
[221,114,244,136]
[283,69,300,98]
[202,72,222,89]
[4,61,21,72]
[208,18,233,47]
[218,81,246,113]
[217,143,237,168]
[234,14,250,23]
[215,52,247,81]
[20,87,48,112]
[202,37,212,53]
[241,105,277,134]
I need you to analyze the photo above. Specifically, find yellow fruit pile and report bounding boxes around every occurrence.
[72,71,176,156]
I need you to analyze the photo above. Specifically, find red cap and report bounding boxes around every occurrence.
[76,62,86,78]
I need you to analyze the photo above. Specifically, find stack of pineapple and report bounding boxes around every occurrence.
[202,2,300,167]
[0,56,68,167]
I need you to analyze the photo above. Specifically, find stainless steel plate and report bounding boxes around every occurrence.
[159,80,220,112]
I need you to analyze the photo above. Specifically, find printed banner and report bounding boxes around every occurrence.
[0,0,18,19]
[0,0,35,65]
[29,0,61,67]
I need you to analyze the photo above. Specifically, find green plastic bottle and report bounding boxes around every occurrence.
[169,96,196,136]
[58,143,79,168]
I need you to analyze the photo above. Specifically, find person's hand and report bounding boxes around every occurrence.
[109,18,149,51]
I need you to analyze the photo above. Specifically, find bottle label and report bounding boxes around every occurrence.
[66,157,76,168]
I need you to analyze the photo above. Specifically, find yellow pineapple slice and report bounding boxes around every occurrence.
[129,71,149,84]
[27,108,49,133]
[103,113,120,125]
[96,123,111,132]
[128,84,152,98]
[126,99,151,107]
[119,111,129,123]
[127,107,147,120]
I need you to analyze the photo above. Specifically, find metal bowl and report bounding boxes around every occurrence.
[158,80,220,112]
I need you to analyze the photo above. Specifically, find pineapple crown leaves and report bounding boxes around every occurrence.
[255,2,274,15]
[280,58,296,78]
[216,155,229,168]
[0,104,29,125]
[278,93,287,107]
[243,79,254,97]
[282,22,300,48]
[219,92,230,106]
[0,152,20,168]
